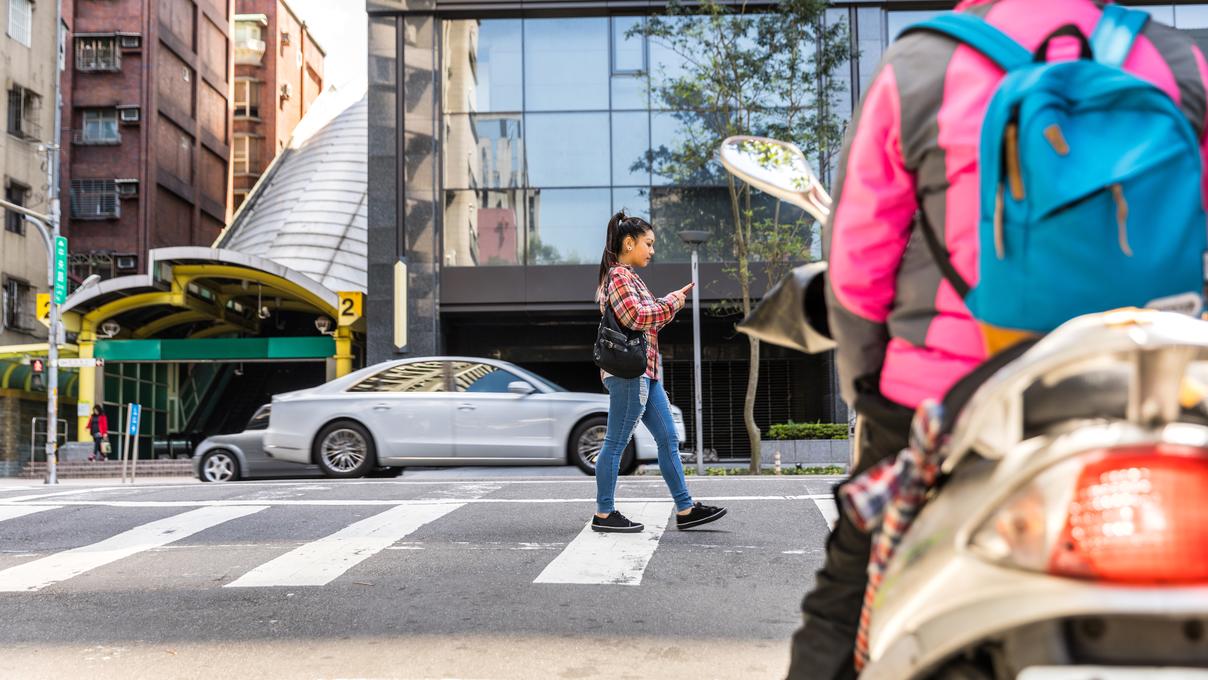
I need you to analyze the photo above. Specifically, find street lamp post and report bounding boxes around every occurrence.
[678,230,711,476]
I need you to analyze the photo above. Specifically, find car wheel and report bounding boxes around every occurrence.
[199,450,240,482]
[314,421,376,478]
[570,416,635,476]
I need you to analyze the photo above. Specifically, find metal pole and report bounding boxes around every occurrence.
[44,4,66,484]
[691,246,704,476]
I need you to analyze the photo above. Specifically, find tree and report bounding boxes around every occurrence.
[632,0,848,470]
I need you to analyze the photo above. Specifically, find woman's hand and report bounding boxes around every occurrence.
[669,282,694,305]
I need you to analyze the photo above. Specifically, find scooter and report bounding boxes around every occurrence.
[719,136,1208,679]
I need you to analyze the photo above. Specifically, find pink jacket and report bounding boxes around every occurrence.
[826,0,1208,409]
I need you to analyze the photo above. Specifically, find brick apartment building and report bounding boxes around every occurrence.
[232,0,323,210]
[60,0,236,281]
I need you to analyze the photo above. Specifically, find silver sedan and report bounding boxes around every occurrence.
[262,357,686,478]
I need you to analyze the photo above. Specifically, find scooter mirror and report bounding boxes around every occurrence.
[718,135,832,224]
[736,262,836,354]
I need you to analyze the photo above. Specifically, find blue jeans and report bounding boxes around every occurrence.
[596,376,693,515]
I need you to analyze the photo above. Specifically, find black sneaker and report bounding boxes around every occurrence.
[676,502,727,530]
[591,511,644,533]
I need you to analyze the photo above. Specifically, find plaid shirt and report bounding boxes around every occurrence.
[598,265,684,381]
[838,441,942,671]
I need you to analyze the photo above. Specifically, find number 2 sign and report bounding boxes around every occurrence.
[337,292,363,327]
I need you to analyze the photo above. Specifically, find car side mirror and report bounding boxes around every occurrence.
[508,381,536,395]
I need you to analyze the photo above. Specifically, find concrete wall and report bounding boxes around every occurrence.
[0,0,57,346]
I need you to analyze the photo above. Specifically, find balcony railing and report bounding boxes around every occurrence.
[235,38,266,65]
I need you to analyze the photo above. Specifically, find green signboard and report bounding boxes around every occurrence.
[52,236,68,304]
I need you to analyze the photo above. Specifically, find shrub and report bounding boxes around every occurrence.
[766,421,849,440]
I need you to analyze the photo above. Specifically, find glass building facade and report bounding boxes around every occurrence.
[366,1,1208,457]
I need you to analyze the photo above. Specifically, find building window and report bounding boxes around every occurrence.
[7,0,31,47]
[233,134,260,176]
[234,80,261,118]
[4,181,28,234]
[2,277,35,333]
[233,190,250,209]
[76,36,121,72]
[6,86,40,141]
[70,179,120,219]
[234,21,266,65]
[76,109,120,144]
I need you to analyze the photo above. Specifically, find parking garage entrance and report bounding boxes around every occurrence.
[48,248,364,460]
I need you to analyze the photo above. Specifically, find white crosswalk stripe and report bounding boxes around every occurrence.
[0,505,267,592]
[0,505,60,523]
[813,498,839,531]
[225,503,465,588]
[533,502,674,586]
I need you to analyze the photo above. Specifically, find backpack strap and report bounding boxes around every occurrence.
[1090,5,1150,68]
[900,14,1032,71]
[897,14,1029,300]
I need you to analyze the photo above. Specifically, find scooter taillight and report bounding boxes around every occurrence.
[969,445,1208,583]
[1047,446,1208,584]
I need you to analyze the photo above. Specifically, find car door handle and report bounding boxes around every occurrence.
[458,403,477,411]
[373,403,391,411]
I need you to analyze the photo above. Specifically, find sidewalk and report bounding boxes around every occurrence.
[0,476,199,488]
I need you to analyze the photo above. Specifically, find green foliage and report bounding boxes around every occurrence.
[767,421,849,440]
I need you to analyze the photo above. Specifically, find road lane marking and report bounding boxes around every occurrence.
[0,476,847,501]
[813,498,839,531]
[0,506,267,592]
[0,494,834,509]
[225,503,464,588]
[534,502,673,586]
[0,506,60,523]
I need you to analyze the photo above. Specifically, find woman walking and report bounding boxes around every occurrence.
[86,405,108,462]
[592,211,727,533]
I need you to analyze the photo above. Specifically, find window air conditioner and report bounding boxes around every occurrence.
[118,106,140,123]
[114,179,138,197]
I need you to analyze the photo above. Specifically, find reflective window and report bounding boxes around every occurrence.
[524,18,610,110]
[612,17,647,73]
[650,111,725,186]
[612,188,651,222]
[444,114,524,190]
[443,20,523,113]
[439,12,842,268]
[528,188,611,264]
[451,362,526,393]
[524,112,611,187]
[443,189,527,266]
[612,112,650,186]
[348,361,448,393]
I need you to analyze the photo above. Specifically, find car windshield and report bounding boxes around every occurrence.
[516,368,566,392]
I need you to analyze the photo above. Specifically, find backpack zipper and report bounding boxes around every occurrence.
[1111,183,1133,257]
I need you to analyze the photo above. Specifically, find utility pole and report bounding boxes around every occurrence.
[45,1,66,484]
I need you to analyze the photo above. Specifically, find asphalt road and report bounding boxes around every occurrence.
[0,474,842,679]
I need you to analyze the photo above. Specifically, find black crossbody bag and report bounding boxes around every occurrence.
[593,296,647,379]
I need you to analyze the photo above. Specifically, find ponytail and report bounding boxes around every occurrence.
[597,210,654,287]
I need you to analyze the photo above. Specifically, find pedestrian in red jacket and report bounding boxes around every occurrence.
[87,405,108,461]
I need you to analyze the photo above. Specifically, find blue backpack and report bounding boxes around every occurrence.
[903,7,1207,351]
